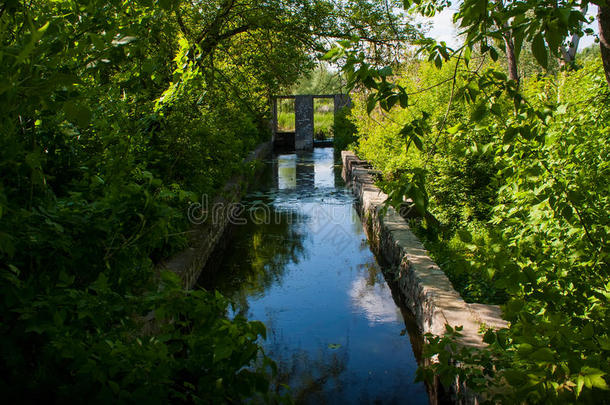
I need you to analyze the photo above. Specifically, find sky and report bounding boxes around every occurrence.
[425,4,600,52]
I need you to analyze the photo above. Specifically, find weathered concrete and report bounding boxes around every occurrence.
[272,94,351,150]
[158,141,272,288]
[342,151,507,403]
[342,151,507,341]
[334,93,352,112]
[295,95,314,150]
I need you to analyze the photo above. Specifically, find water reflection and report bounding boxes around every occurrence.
[200,148,427,404]
[278,154,297,189]
[200,206,307,314]
[349,261,402,325]
[314,151,335,188]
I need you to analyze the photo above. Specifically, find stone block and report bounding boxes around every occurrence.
[341,150,507,403]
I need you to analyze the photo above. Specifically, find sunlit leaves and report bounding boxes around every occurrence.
[348,45,610,402]
[322,46,344,61]
[427,41,452,68]
[399,113,428,152]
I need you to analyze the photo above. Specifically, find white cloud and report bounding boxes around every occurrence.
[349,277,401,325]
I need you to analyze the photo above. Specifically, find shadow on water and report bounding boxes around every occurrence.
[198,148,429,404]
[200,208,308,315]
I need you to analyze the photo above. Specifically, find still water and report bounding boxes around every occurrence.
[200,148,428,404]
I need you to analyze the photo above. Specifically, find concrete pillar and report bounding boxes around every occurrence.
[333,94,352,113]
[295,95,314,150]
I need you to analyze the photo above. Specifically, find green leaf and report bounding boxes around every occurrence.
[0,232,15,257]
[530,347,555,362]
[447,124,461,134]
[489,46,498,61]
[411,186,427,214]
[25,151,41,170]
[14,21,50,65]
[378,66,393,77]
[108,380,120,394]
[366,94,377,114]
[513,28,525,60]
[91,273,109,292]
[322,47,343,61]
[457,229,473,243]
[409,133,423,151]
[463,45,472,66]
[399,91,408,108]
[581,367,608,390]
[214,345,232,362]
[63,101,92,127]
[158,0,175,10]
[544,25,562,54]
[531,33,548,69]
[503,369,528,386]
[386,94,399,110]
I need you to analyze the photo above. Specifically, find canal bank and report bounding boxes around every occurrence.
[158,141,272,288]
[342,151,508,404]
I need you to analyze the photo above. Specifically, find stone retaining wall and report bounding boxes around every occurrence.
[158,141,272,289]
[342,151,507,403]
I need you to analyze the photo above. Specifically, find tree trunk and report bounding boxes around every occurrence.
[503,31,519,85]
[599,5,610,89]
[560,4,588,68]
[493,0,519,85]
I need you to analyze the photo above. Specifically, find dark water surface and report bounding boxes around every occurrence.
[200,147,428,404]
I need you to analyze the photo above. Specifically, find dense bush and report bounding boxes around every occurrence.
[324,0,610,400]
[345,51,609,401]
[0,1,282,401]
[349,58,506,303]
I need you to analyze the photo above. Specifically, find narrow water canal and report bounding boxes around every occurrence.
[200,147,428,404]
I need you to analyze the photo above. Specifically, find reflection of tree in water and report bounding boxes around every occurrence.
[269,344,348,404]
[201,204,307,314]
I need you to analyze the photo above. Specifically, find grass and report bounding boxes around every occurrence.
[314,110,333,140]
[314,99,333,140]
[277,111,295,132]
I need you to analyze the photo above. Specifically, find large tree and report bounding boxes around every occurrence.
[0,0,423,401]
[451,0,610,88]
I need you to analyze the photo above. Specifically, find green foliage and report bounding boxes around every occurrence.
[346,53,610,402]
[0,0,288,400]
[278,110,296,132]
[347,58,507,303]
[1,271,275,403]
[0,0,426,399]
[327,0,610,394]
[290,63,346,95]
[2,0,417,400]
[321,0,610,400]
[332,104,358,151]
